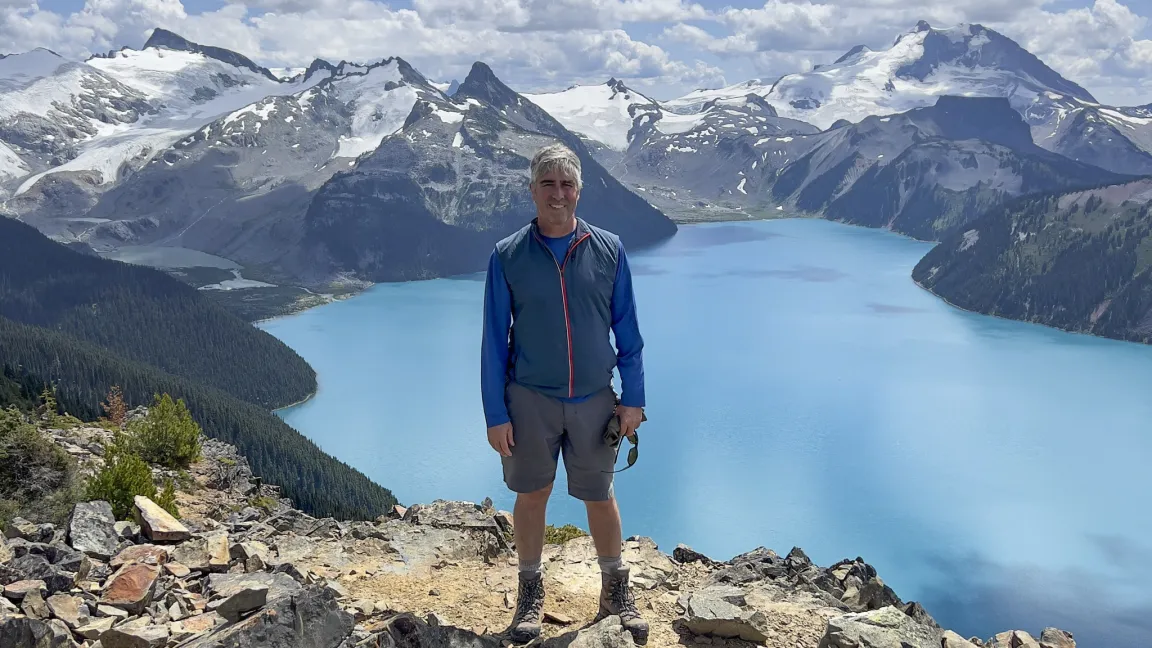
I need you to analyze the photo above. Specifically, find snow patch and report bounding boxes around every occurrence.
[330,61,419,159]
[0,141,29,181]
[452,131,464,148]
[522,82,657,151]
[433,109,464,124]
[737,177,747,194]
[959,229,980,251]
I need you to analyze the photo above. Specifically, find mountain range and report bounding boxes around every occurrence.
[2,21,1152,344]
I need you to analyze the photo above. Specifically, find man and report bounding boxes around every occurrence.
[481,142,648,644]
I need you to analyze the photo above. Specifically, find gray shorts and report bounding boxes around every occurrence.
[502,381,618,501]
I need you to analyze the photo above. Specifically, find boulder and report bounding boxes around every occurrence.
[22,589,50,619]
[673,585,770,642]
[44,593,90,630]
[708,547,786,585]
[164,562,190,578]
[4,579,47,601]
[101,563,159,614]
[168,613,224,642]
[206,571,302,603]
[110,545,169,570]
[208,584,268,621]
[944,630,976,648]
[67,502,119,560]
[100,616,169,648]
[114,522,140,542]
[4,518,40,541]
[132,497,190,543]
[819,606,945,648]
[1040,628,1076,648]
[0,615,77,648]
[0,537,11,564]
[74,617,115,640]
[3,554,81,594]
[673,544,715,565]
[171,532,229,573]
[990,631,1043,648]
[181,584,353,648]
[902,602,939,627]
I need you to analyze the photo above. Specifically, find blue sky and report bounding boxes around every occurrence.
[8,0,1152,105]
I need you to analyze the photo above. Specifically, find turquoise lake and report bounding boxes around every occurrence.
[259,218,1152,647]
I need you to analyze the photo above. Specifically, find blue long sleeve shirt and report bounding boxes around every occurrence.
[482,232,645,428]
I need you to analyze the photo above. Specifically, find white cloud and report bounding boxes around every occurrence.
[412,0,707,32]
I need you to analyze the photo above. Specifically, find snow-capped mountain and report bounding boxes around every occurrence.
[773,95,1127,239]
[3,31,675,284]
[0,30,324,209]
[522,78,661,152]
[674,21,1095,130]
[305,63,675,280]
[1025,98,1152,174]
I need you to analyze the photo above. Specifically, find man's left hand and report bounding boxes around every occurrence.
[617,405,644,439]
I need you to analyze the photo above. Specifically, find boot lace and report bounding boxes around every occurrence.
[608,574,640,620]
[514,575,544,623]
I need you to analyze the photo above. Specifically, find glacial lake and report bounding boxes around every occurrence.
[260,218,1152,647]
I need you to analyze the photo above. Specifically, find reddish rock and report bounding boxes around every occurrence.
[101,563,160,614]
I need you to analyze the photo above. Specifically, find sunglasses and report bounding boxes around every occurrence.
[602,409,645,474]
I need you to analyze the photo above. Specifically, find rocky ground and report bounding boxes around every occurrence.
[2,424,1079,648]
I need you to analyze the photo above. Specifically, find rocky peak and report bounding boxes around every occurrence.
[896,22,1096,103]
[141,27,281,83]
[834,44,871,64]
[455,61,516,108]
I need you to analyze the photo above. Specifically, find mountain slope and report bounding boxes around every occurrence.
[1,32,324,229]
[913,178,1152,344]
[522,78,662,152]
[1026,99,1152,175]
[302,62,677,281]
[771,96,1129,240]
[0,215,397,518]
[0,215,314,409]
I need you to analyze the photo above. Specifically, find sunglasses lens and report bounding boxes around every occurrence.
[627,447,638,466]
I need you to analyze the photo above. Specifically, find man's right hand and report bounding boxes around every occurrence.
[487,422,514,457]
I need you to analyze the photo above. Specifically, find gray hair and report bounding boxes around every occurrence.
[530,142,582,189]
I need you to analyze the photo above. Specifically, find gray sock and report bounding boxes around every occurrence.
[597,555,624,574]
[519,560,542,577]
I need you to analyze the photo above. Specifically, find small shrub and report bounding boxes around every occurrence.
[85,435,158,520]
[544,523,588,544]
[101,386,128,429]
[0,406,80,527]
[154,478,180,518]
[249,495,279,512]
[128,394,203,470]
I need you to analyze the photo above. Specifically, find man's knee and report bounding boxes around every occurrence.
[517,483,553,508]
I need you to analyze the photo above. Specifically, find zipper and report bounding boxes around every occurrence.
[534,229,591,397]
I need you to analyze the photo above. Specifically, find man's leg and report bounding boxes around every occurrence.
[501,382,563,643]
[562,388,649,645]
[514,483,553,574]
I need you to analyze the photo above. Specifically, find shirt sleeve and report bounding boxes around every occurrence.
[611,238,645,408]
[481,250,512,427]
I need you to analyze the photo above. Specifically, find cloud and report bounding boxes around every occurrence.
[412,0,708,32]
[0,0,720,93]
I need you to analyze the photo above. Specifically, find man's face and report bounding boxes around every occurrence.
[530,168,580,222]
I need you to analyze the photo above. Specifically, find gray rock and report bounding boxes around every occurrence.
[0,536,11,564]
[181,584,353,648]
[74,617,115,640]
[68,502,119,560]
[171,532,229,573]
[674,585,769,642]
[22,590,51,619]
[1039,628,1075,648]
[819,606,945,648]
[208,584,268,622]
[113,522,139,542]
[206,572,301,603]
[672,544,714,565]
[45,593,90,629]
[100,618,169,648]
[708,547,785,585]
[543,615,636,647]
[943,630,975,648]
[5,554,80,595]
[0,615,77,648]
[902,601,939,627]
[374,612,503,647]
[4,518,40,541]
[0,594,17,613]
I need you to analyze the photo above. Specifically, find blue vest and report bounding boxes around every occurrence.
[495,217,620,400]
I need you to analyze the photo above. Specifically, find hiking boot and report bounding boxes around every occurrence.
[507,570,545,643]
[594,566,649,645]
